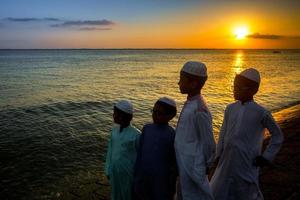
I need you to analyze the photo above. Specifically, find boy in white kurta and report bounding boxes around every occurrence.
[210,68,284,200]
[175,61,216,200]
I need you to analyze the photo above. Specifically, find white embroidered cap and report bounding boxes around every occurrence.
[115,100,134,114]
[158,97,177,108]
[239,68,261,84]
[181,61,207,77]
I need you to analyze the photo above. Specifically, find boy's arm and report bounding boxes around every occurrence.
[169,132,178,196]
[194,112,216,170]
[208,107,228,179]
[261,111,284,162]
[135,130,141,151]
[104,132,112,178]
[216,108,228,161]
[134,128,143,176]
[170,132,178,175]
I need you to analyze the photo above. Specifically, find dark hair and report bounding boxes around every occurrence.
[156,101,177,119]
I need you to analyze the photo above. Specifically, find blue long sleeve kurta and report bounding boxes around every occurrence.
[105,125,140,200]
[134,123,177,200]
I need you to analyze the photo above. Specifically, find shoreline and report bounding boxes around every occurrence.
[269,100,300,114]
[260,104,300,200]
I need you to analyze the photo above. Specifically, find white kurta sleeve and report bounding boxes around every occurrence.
[261,111,284,161]
[216,108,228,159]
[194,111,216,168]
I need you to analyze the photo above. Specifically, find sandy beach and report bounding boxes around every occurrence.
[260,104,300,200]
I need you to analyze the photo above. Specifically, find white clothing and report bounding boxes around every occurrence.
[175,95,216,200]
[210,100,283,200]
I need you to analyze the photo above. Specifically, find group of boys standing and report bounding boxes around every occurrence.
[105,61,284,200]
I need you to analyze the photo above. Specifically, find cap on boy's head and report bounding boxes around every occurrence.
[239,68,261,84]
[181,61,207,77]
[115,100,134,114]
[157,97,177,108]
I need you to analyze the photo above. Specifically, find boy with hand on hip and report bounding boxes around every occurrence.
[105,100,140,200]
[210,68,284,200]
[134,97,177,200]
[175,61,216,200]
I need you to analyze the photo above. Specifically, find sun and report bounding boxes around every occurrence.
[233,26,249,40]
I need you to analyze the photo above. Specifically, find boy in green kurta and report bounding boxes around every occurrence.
[105,100,141,200]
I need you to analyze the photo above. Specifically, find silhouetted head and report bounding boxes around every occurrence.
[152,97,177,124]
[178,61,208,95]
[234,68,260,103]
[113,100,133,127]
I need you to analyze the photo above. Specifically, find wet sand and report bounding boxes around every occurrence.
[260,104,300,200]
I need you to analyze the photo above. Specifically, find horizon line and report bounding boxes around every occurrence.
[0,48,300,50]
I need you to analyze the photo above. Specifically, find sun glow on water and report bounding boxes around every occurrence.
[229,52,245,90]
[233,53,244,73]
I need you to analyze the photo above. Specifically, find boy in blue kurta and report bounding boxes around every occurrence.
[105,100,141,200]
[134,97,177,200]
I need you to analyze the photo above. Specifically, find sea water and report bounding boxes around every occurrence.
[1,49,300,198]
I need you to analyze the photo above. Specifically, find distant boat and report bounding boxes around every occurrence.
[273,50,281,54]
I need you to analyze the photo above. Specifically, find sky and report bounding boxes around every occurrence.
[0,0,300,49]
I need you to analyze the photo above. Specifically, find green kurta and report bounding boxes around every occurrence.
[105,125,140,200]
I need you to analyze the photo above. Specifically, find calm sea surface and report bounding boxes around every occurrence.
[1,49,300,198]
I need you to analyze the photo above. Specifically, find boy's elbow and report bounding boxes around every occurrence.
[272,129,284,144]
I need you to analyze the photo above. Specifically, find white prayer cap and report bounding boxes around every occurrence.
[239,68,261,84]
[115,100,134,114]
[157,97,177,108]
[181,61,207,77]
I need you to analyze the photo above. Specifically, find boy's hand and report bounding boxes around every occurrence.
[254,156,271,167]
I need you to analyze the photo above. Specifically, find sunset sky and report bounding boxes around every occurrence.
[0,0,300,49]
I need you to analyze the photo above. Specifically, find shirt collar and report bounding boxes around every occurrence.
[237,99,254,105]
[187,94,201,101]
